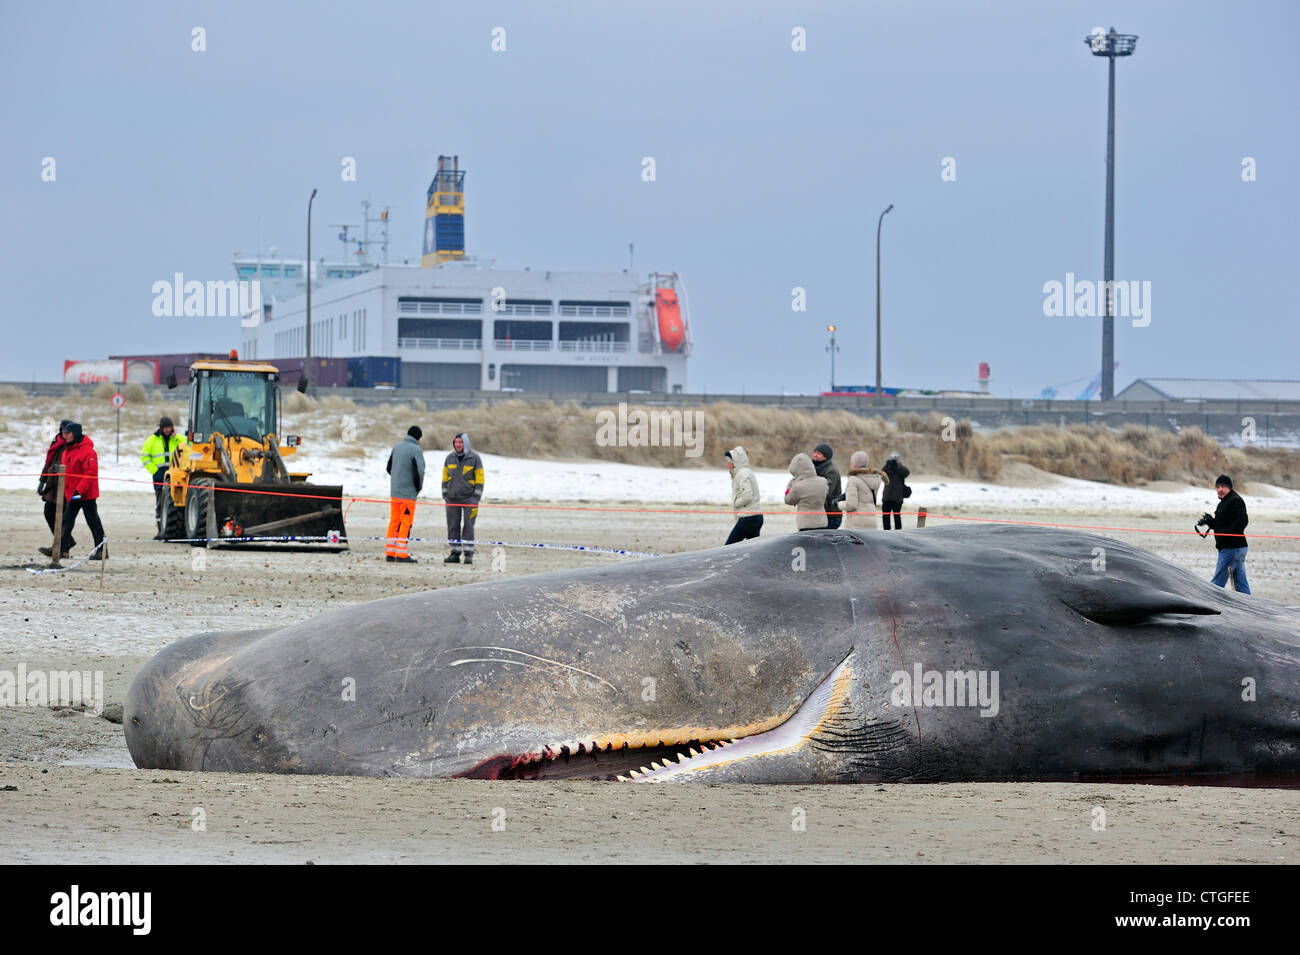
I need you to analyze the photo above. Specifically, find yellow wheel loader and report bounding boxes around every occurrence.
[159,354,347,549]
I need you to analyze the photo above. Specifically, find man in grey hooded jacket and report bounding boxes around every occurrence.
[442,431,484,564]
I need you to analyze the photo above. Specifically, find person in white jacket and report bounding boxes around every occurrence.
[724,446,763,544]
[842,450,886,530]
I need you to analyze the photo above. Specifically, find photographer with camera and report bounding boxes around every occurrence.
[1196,474,1250,595]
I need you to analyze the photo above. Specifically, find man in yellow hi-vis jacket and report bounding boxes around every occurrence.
[141,416,185,539]
[441,431,484,565]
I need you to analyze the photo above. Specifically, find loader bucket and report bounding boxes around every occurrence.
[210,481,348,548]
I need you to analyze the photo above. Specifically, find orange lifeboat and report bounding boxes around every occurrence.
[656,288,685,352]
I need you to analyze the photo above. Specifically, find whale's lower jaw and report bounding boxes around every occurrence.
[454,658,853,783]
[453,737,741,781]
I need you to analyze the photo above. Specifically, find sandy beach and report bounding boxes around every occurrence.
[2,461,1297,864]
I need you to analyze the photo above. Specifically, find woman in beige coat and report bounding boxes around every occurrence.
[784,453,829,530]
[842,450,886,530]
[724,446,763,544]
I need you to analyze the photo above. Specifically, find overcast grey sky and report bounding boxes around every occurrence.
[3,0,1297,396]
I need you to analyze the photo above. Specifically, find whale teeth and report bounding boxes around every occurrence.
[650,761,662,770]
[640,766,652,775]
[676,753,688,763]
[628,770,642,779]
[616,775,628,782]
[689,748,700,757]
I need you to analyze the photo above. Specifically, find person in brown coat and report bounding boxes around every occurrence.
[842,450,886,530]
[784,453,829,530]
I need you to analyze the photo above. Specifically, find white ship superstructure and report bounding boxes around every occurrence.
[237,156,691,392]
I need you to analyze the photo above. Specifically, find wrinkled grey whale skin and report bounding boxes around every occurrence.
[125,526,1300,785]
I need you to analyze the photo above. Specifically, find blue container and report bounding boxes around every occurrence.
[347,356,402,388]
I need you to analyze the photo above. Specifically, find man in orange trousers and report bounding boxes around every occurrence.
[385,425,426,563]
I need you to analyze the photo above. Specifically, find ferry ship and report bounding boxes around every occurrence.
[236,156,692,392]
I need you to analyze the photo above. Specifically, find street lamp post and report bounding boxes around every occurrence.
[1085,27,1137,401]
[305,187,318,390]
[826,325,838,391]
[875,203,893,398]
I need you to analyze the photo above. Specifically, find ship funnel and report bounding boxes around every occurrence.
[422,154,466,267]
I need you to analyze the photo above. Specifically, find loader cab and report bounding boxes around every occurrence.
[188,368,279,443]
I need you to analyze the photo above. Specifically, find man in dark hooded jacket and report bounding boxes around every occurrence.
[811,443,842,530]
[880,451,910,530]
[442,432,484,564]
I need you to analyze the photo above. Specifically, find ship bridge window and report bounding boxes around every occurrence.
[237,266,258,278]
[283,266,300,278]
[260,266,282,277]
[398,317,483,342]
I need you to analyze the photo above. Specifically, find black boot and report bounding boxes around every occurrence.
[463,553,473,565]
[444,552,460,564]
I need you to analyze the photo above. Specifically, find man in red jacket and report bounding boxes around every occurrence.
[40,422,107,560]
[37,418,76,549]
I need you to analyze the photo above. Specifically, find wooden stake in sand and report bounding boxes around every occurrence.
[916,507,927,528]
[50,464,66,565]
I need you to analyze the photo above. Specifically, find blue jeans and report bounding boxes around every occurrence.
[1211,547,1250,594]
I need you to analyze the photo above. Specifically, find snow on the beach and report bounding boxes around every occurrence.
[4,413,1299,517]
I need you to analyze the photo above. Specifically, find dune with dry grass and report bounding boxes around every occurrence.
[987,422,1299,489]
[265,396,1300,488]
[8,393,1298,489]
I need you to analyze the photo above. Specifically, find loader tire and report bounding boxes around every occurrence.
[160,485,185,542]
[185,477,214,548]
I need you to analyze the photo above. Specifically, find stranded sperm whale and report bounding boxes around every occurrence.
[125,525,1300,785]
